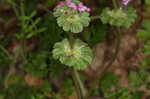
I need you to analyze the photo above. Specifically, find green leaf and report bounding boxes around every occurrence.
[54,6,91,33]
[145,0,150,5]
[52,38,93,70]
[100,7,137,28]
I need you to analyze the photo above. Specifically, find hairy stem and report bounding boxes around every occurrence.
[72,69,87,99]
[68,33,87,99]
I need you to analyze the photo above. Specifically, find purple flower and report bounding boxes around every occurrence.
[66,0,72,4]
[57,1,65,6]
[66,0,77,10]
[86,8,91,12]
[77,3,91,12]
[122,0,131,6]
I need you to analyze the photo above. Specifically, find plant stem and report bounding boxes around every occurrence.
[20,0,27,61]
[68,33,86,99]
[72,69,87,99]
[91,15,100,20]
[98,0,121,80]
[99,28,121,79]
[4,50,19,89]
[0,45,12,60]
[68,33,75,49]
[11,2,20,17]
[112,0,118,9]
[20,38,26,61]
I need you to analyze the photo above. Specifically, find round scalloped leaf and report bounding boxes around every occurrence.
[52,38,93,70]
[100,7,137,28]
[145,0,150,5]
[53,6,90,33]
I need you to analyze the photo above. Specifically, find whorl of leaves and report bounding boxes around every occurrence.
[53,6,90,33]
[100,7,137,28]
[52,38,93,70]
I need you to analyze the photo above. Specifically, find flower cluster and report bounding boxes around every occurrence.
[122,0,131,6]
[53,0,91,33]
[57,0,91,12]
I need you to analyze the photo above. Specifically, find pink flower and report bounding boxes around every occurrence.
[86,8,91,12]
[66,0,77,10]
[77,3,91,12]
[122,0,131,6]
[66,0,72,4]
[57,1,65,6]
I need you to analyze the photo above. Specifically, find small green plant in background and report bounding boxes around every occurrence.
[100,7,137,28]
[99,71,146,99]
[16,10,46,39]
[128,70,149,88]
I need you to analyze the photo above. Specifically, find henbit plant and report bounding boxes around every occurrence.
[52,0,137,98]
[0,0,139,98]
[52,0,93,98]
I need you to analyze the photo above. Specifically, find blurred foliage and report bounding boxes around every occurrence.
[0,50,10,67]
[38,14,64,50]
[61,79,74,96]
[138,19,150,41]
[24,51,49,77]
[83,23,108,46]
[100,72,119,92]
[128,70,148,88]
